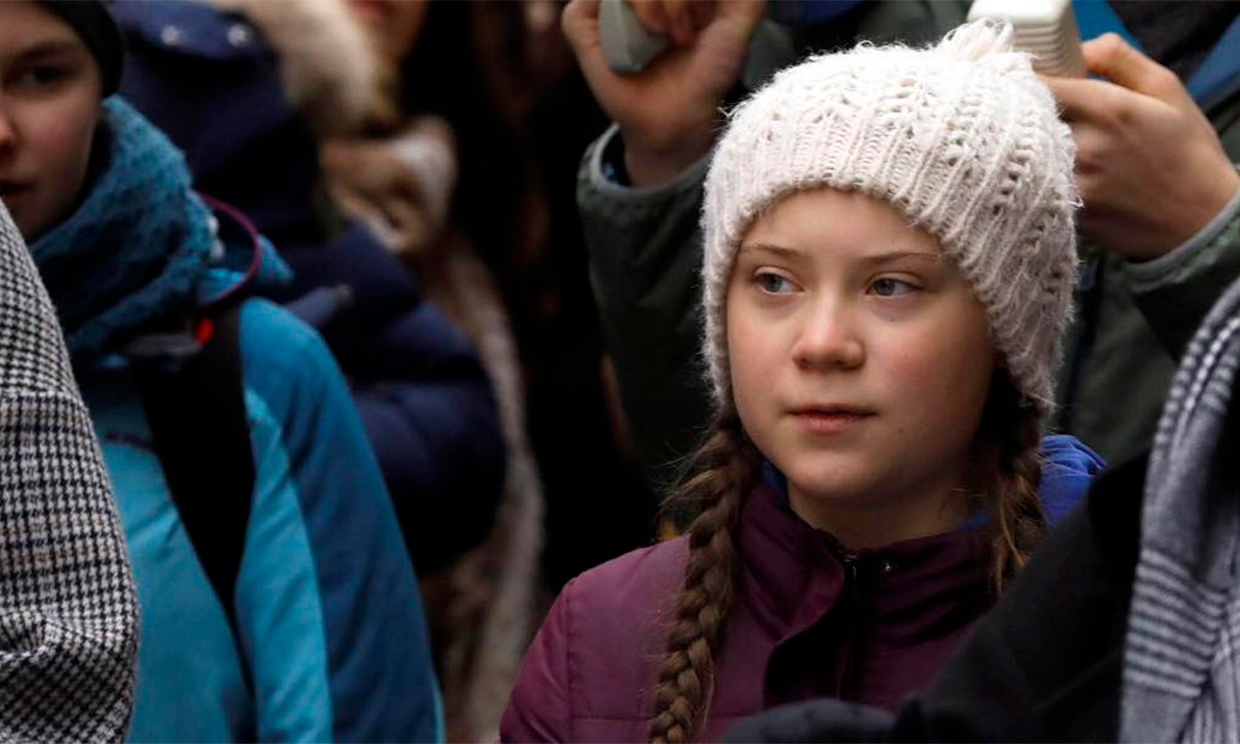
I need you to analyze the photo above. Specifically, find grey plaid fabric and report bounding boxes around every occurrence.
[0,204,138,742]
[1122,269,1240,743]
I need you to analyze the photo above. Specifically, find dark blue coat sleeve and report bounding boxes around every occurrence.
[349,301,508,573]
[280,225,507,573]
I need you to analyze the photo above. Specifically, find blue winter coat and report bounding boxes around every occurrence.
[110,0,507,572]
[91,275,443,744]
[30,98,443,743]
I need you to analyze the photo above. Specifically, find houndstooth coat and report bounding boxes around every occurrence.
[1123,251,1240,743]
[0,203,139,742]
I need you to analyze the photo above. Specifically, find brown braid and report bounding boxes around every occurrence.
[647,412,762,744]
[970,371,1047,591]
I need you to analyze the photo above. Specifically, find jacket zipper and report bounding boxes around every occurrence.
[837,553,864,699]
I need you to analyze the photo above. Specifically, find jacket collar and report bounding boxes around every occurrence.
[735,478,991,645]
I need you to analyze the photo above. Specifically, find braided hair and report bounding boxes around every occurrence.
[970,369,1047,590]
[646,411,761,743]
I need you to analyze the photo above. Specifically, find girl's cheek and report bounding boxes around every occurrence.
[874,325,961,399]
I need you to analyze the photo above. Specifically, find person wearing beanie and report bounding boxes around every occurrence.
[567,0,1240,490]
[0,2,443,742]
[35,0,125,96]
[501,19,1104,744]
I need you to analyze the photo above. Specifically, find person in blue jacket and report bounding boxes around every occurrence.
[108,0,507,575]
[0,2,442,741]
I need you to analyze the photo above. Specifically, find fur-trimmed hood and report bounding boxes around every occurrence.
[201,0,383,136]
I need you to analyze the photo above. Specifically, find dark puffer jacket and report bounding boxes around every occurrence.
[110,0,505,572]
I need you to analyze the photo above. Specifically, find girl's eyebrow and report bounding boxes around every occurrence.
[739,244,942,267]
[11,39,85,64]
[738,243,804,259]
[859,251,944,268]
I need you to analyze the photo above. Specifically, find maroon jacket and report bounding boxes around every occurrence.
[500,480,995,742]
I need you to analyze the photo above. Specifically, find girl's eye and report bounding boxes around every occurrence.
[13,65,71,89]
[756,272,795,294]
[869,277,918,297]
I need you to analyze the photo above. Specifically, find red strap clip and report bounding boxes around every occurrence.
[192,316,215,344]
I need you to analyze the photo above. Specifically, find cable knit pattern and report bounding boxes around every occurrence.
[702,20,1078,420]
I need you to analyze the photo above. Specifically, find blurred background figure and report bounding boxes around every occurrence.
[329,0,658,597]
[323,2,549,738]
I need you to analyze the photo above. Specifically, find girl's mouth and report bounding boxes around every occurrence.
[791,407,875,435]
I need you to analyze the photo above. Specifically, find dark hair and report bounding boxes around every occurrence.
[36,1,124,96]
[969,369,1046,588]
[647,411,761,744]
[646,369,1044,742]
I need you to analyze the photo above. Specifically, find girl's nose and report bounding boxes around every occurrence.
[791,300,865,371]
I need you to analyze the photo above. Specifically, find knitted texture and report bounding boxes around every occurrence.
[30,97,215,368]
[701,20,1078,419]
[0,202,139,742]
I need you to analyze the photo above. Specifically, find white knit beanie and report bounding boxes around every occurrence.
[702,20,1078,421]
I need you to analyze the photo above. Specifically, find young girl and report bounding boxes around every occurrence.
[0,2,441,741]
[502,19,1103,743]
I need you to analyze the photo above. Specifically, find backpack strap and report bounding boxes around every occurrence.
[135,303,255,649]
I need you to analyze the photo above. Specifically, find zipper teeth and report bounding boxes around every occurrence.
[842,553,861,582]
[839,554,864,699]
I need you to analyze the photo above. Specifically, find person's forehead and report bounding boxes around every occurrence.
[0,2,85,51]
[745,190,940,254]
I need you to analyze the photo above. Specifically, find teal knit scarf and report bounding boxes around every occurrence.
[30,97,215,367]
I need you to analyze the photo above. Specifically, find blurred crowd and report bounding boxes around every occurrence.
[0,0,1238,742]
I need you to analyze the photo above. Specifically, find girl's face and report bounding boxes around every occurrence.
[0,1,102,242]
[727,188,996,544]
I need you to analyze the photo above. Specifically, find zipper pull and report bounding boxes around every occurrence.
[842,554,860,581]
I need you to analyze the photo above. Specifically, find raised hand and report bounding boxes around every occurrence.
[1044,33,1240,260]
[563,0,765,186]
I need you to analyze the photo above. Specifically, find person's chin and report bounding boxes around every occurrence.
[2,202,38,241]
[782,455,881,502]
[16,204,61,243]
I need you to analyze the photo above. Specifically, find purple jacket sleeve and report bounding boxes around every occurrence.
[501,579,577,742]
